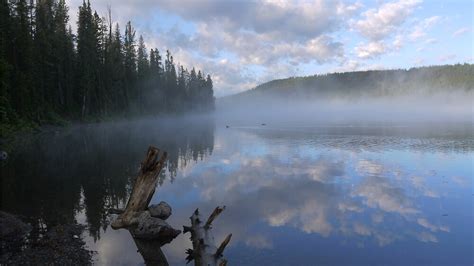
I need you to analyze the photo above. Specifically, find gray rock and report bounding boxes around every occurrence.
[0,151,8,161]
[130,211,180,245]
[148,201,172,220]
[0,211,31,239]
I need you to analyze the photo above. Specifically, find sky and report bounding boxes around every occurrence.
[65,0,473,97]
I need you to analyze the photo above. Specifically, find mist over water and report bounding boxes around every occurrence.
[217,90,474,125]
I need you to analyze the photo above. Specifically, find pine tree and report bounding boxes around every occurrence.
[92,11,106,115]
[197,70,205,110]
[137,35,148,78]
[10,0,35,119]
[177,65,187,110]
[147,48,164,113]
[188,67,198,109]
[0,0,15,124]
[52,0,74,114]
[76,0,101,118]
[101,8,113,115]
[205,74,215,110]
[34,0,55,116]
[136,35,148,111]
[110,23,126,112]
[164,50,177,110]
[123,21,136,110]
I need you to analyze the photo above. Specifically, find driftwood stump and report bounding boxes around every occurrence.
[112,146,169,229]
[184,207,232,266]
[110,146,181,265]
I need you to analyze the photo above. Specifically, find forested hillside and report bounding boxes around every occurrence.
[224,64,473,103]
[0,0,214,134]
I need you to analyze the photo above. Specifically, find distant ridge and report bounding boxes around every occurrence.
[219,64,473,105]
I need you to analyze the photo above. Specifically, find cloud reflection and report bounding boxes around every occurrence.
[157,146,453,264]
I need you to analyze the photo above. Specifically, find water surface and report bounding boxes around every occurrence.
[1,117,473,265]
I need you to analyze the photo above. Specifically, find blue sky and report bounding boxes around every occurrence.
[66,0,473,96]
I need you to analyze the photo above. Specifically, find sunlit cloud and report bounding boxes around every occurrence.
[351,0,422,41]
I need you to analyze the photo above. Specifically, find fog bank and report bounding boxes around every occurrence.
[216,90,474,125]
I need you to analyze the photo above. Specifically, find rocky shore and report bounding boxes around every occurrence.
[0,211,94,265]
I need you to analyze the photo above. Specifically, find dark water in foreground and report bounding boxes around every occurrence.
[1,116,473,265]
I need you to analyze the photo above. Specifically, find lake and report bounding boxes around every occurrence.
[1,116,473,265]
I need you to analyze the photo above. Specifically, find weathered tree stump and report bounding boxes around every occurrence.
[110,146,181,265]
[112,146,169,229]
[184,206,232,266]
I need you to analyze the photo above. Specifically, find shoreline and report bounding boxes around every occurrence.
[0,211,94,265]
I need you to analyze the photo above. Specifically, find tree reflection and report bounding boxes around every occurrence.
[0,116,214,240]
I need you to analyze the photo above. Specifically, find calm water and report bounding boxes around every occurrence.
[1,116,473,265]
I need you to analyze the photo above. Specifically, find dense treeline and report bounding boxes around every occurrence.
[228,64,474,101]
[0,0,214,132]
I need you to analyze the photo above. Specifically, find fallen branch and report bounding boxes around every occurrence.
[184,207,232,266]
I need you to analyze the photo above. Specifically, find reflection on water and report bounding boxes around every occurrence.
[1,118,473,265]
[1,116,214,241]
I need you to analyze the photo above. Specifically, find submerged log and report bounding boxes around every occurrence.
[133,238,170,266]
[184,206,232,266]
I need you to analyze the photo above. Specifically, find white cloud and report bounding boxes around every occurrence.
[439,54,457,62]
[338,202,363,213]
[333,59,361,73]
[245,235,273,249]
[425,38,437,45]
[353,175,419,215]
[352,0,422,41]
[353,223,372,236]
[409,16,441,41]
[452,27,470,37]
[416,231,438,243]
[393,35,404,50]
[356,159,385,175]
[142,0,347,95]
[413,57,425,65]
[417,218,449,232]
[408,176,439,198]
[337,1,364,16]
[355,41,387,59]
[451,176,470,187]
[351,7,439,61]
